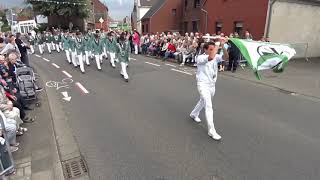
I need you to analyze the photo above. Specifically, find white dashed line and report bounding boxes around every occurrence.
[42,58,50,62]
[130,58,137,61]
[171,68,193,76]
[35,54,41,58]
[62,71,72,78]
[165,63,177,68]
[75,82,89,94]
[145,62,161,67]
[52,63,60,69]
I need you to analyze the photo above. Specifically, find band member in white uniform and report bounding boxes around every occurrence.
[190,39,229,141]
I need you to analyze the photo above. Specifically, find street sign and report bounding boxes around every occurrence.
[99,17,104,23]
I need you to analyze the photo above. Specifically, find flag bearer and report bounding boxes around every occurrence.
[189,39,229,141]
[91,33,103,70]
[75,32,85,73]
[116,32,130,82]
[61,31,71,64]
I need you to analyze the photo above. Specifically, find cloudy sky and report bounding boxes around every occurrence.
[2,0,134,20]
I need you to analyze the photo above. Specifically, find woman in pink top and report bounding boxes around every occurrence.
[132,30,140,55]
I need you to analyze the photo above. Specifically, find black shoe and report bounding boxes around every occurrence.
[232,69,236,73]
[24,106,33,111]
[125,79,129,82]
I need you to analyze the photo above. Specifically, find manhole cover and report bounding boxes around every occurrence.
[62,156,88,179]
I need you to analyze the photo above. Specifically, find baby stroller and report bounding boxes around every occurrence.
[15,66,38,102]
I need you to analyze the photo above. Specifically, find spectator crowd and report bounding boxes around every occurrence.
[129,30,269,72]
[0,31,40,176]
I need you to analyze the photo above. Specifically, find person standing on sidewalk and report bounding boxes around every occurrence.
[132,30,140,55]
[15,33,30,66]
[27,33,35,54]
[189,39,229,141]
[36,32,44,55]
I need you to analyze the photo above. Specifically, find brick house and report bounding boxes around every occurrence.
[131,0,158,33]
[141,0,183,34]
[91,0,109,30]
[182,0,269,39]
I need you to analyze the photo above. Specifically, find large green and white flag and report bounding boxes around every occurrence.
[229,38,296,80]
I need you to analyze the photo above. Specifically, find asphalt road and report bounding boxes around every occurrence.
[30,50,320,180]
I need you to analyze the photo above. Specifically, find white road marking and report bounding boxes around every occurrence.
[42,58,50,62]
[171,68,193,76]
[52,63,60,69]
[61,91,72,101]
[165,63,177,68]
[75,82,89,94]
[130,58,137,61]
[145,62,161,67]
[35,54,41,58]
[62,71,72,78]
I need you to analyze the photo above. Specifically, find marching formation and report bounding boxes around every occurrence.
[27,29,131,82]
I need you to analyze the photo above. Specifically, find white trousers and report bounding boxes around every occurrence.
[30,45,35,54]
[51,42,55,50]
[38,44,44,54]
[109,52,116,67]
[134,44,138,55]
[103,47,108,58]
[120,62,129,79]
[77,53,85,73]
[94,55,102,70]
[71,51,77,67]
[85,51,91,65]
[65,50,71,63]
[59,42,63,50]
[181,54,192,65]
[46,43,52,53]
[190,85,217,132]
[56,44,60,53]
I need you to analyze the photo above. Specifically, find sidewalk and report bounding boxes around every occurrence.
[221,58,320,99]
[9,79,62,179]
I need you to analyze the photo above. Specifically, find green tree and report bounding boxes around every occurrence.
[26,0,91,18]
[0,10,10,32]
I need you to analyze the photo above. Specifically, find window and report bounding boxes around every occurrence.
[185,0,188,9]
[192,20,199,32]
[172,9,177,16]
[146,24,149,32]
[215,22,223,34]
[194,0,200,8]
[184,22,188,33]
[234,21,243,35]
[142,25,145,33]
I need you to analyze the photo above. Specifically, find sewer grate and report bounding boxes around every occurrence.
[62,156,88,179]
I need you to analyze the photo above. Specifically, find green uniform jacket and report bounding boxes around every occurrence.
[61,35,70,50]
[69,37,76,51]
[44,35,51,43]
[116,41,130,63]
[91,39,103,55]
[49,35,54,43]
[75,37,84,55]
[28,36,35,45]
[53,35,60,44]
[84,35,93,52]
[36,35,43,44]
[106,37,117,53]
